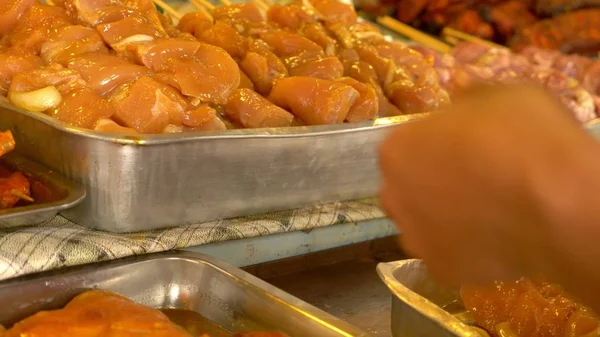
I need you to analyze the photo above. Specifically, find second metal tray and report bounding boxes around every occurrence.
[0,153,86,227]
[0,101,420,232]
[0,251,369,337]
[377,259,480,337]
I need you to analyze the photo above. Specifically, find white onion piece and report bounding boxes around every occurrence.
[9,86,62,112]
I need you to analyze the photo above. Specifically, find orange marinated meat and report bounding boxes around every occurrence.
[109,76,191,133]
[177,12,213,37]
[259,30,324,58]
[0,172,31,209]
[9,64,87,95]
[240,39,288,95]
[4,290,192,337]
[226,88,294,128]
[212,3,264,23]
[287,55,344,80]
[49,87,116,128]
[0,0,37,37]
[7,4,73,54]
[40,25,109,66]
[310,0,358,25]
[269,76,359,125]
[0,131,15,158]
[461,278,600,337]
[386,81,449,114]
[301,23,337,55]
[267,3,317,30]
[68,53,151,96]
[195,21,248,60]
[239,70,255,90]
[336,77,379,122]
[133,39,240,104]
[0,49,43,95]
[96,14,166,48]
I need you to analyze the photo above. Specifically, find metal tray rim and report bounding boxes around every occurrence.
[376,259,476,337]
[0,250,371,337]
[0,154,86,220]
[0,100,425,146]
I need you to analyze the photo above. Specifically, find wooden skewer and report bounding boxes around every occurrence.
[195,0,215,10]
[11,191,34,203]
[251,0,270,12]
[220,0,232,6]
[442,27,506,50]
[152,0,183,19]
[193,1,214,20]
[376,16,452,54]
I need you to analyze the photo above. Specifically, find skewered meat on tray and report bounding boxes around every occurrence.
[412,42,600,123]
[1,289,290,337]
[0,0,451,134]
[461,278,600,337]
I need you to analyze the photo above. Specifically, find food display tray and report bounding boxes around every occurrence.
[0,251,370,336]
[0,153,86,227]
[377,259,479,337]
[0,101,422,232]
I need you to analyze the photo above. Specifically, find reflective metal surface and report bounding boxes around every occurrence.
[0,251,369,336]
[377,259,479,337]
[0,153,85,227]
[0,101,425,232]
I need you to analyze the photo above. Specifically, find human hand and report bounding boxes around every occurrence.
[379,85,599,287]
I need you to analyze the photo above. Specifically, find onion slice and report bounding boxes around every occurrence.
[9,86,63,112]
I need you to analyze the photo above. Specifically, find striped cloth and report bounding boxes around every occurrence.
[0,198,384,281]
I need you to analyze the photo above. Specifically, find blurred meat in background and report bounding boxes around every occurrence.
[356,0,600,56]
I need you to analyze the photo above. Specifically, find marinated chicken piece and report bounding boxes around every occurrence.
[385,81,450,114]
[40,25,109,66]
[59,0,114,25]
[287,55,344,80]
[4,290,193,337]
[212,3,264,23]
[310,0,358,25]
[396,0,429,23]
[0,0,37,37]
[0,49,44,95]
[195,21,248,60]
[6,4,73,54]
[109,76,190,133]
[0,172,31,209]
[240,39,288,95]
[0,131,15,159]
[180,105,224,129]
[177,12,213,37]
[133,39,240,104]
[93,118,138,133]
[183,114,228,132]
[157,12,179,38]
[259,30,324,58]
[345,59,379,84]
[267,3,318,30]
[68,53,151,96]
[326,21,356,49]
[356,44,396,85]
[461,279,600,337]
[9,64,87,96]
[301,23,337,55]
[336,77,379,122]
[269,76,359,125]
[239,70,255,90]
[49,87,116,128]
[96,14,166,49]
[226,88,294,128]
[374,42,434,82]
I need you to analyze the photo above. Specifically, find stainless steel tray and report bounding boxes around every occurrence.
[0,153,86,227]
[0,100,421,232]
[377,259,480,337]
[0,251,370,337]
